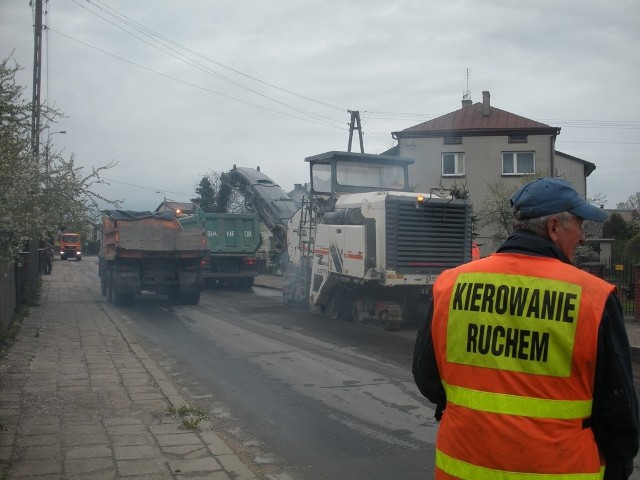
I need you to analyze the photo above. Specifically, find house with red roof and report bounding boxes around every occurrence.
[390,91,598,253]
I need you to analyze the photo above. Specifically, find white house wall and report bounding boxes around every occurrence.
[397,133,569,254]
[554,156,587,198]
[398,134,554,197]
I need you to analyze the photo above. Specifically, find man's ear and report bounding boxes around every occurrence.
[547,216,561,242]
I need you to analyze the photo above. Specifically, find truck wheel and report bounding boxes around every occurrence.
[77,256,82,261]
[240,277,255,289]
[180,291,200,305]
[100,275,107,296]
[167,287,180,302]
[106,272,114,303]
[352,304,363,323]
[114,292,134,306]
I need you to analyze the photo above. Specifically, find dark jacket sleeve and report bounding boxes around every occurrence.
[412,299,447,420]
[592,293,639,480]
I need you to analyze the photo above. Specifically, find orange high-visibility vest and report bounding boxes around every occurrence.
[431,253,614,480]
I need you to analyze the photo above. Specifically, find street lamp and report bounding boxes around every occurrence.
[45,130,66,179]
[156,190,167,209]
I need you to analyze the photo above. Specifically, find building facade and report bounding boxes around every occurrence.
[391,91,597,254]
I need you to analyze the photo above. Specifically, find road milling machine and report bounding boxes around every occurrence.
[283,151,473,330]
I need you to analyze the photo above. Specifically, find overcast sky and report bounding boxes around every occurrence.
[2,0,639,211]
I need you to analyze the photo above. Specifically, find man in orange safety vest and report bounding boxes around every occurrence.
[413,177,638,479]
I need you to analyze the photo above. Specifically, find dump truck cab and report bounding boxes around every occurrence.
[60,232,82,261]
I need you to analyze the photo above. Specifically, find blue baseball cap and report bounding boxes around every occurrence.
[510,178,608,222]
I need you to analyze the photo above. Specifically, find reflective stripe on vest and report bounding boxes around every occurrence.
[443,380,593,419]
[436,450,605,480]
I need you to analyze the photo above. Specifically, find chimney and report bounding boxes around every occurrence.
[482,91,491,116]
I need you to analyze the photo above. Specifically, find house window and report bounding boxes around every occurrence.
[442,153,465,176]
[508,134,528,144]
[502,152,534,175]
[444,136,462,145]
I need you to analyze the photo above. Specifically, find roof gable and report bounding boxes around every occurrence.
[555,150,596,176]
[393,101,560,137]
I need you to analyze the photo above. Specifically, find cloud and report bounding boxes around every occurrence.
[1,0,639,209]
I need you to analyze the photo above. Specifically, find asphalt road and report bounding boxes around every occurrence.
[77,258,437,480]
[77,258,640,479]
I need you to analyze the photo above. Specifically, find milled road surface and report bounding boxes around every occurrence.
[76,258,438,479]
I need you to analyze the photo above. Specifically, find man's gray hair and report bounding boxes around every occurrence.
[512,211,573,237]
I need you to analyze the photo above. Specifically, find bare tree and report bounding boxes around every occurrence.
[476,178,520,248]
[617,192,640,211]
[617,192,640,229]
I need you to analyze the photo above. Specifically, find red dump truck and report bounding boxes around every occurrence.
[99,210,208,306]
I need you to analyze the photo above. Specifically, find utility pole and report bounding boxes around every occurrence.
[347,110,364,153]
[45,130,66,181]
[31,0,43,160]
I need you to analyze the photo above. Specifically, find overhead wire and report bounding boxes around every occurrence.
[90,0,345,113]
[71,0,347,129]
[101,177,192,198]
[47,27,346,131]
[50,2,639,146]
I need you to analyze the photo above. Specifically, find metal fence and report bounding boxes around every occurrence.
[0,262,17,330]
[0,244,40,331]
[581,259,636,318]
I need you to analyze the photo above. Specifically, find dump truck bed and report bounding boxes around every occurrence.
[180,212,262,254]
[101,210,206,260]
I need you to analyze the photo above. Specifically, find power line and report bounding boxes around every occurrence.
[556,140,640,145]
[89,0,345,112]
[72,0,346,127]
[78,2,640,132]
[53,1,640,145]
[101,177,192,197]
[48,28,347,131]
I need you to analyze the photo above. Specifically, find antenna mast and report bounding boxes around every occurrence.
[463,68,471,101]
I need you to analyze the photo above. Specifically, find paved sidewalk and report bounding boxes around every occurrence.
[0,266,258,479]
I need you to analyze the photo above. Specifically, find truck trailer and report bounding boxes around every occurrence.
[99,210,208,306]
[179,207,262,289]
